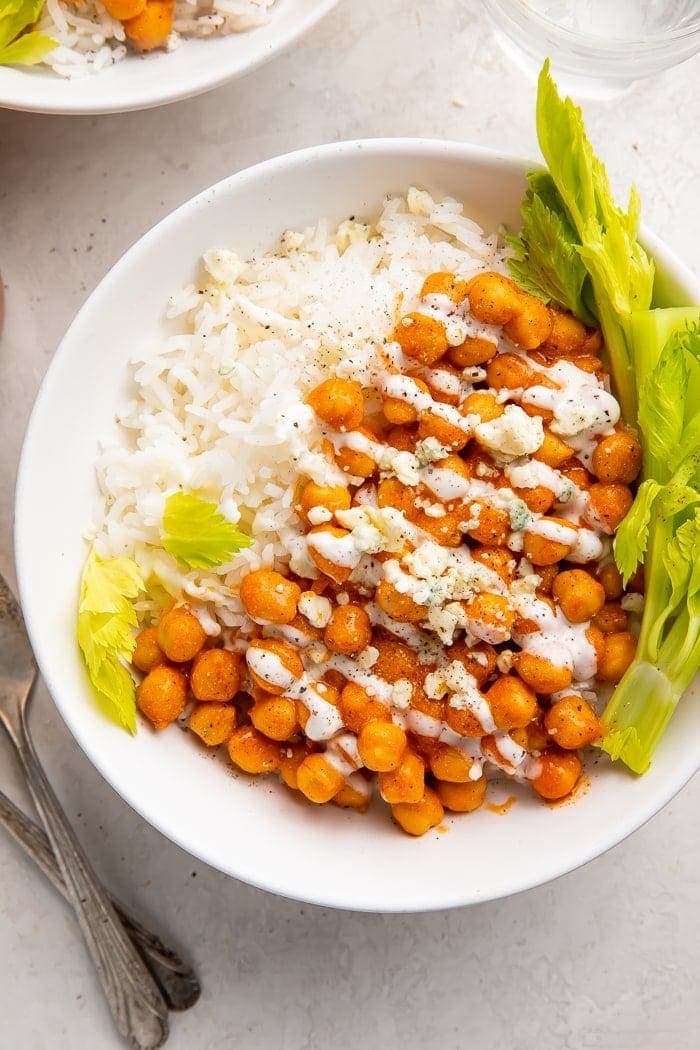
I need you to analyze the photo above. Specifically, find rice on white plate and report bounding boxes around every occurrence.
[89,188,508,637]
[36,0,278,78]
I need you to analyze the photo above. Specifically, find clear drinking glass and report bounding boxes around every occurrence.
[481,0,700,98]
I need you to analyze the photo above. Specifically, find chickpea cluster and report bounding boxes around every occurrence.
[133,270,642,836]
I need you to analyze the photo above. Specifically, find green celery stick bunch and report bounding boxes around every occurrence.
[509,61,700,772]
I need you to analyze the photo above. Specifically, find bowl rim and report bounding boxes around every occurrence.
[0,0,341,116]
[14,137,700,912]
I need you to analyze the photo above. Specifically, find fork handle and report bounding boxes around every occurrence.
[0,789,200,1012]
[2,708,169,1049]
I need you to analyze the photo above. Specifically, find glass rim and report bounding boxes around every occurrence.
[482,0,700,52]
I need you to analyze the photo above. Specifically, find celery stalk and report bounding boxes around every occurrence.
[601,310,700,772]
[600,662,682,774]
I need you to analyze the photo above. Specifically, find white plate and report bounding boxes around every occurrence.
[15,139,700,912]
[0,0,339,115]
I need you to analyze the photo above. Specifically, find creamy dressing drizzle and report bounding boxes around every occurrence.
[246,648,295,689]
[250,287,628,802]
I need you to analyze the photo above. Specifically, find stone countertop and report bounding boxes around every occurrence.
[0,2,698,1047]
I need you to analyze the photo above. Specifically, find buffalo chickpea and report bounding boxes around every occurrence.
[123,0,173,50]
[296,682,340,732]
[379,751,425,804]
[191,648,242,702]
[333,778,371,813]
[228,726,280,775]
[560,463,594,490]
[372,637,421,684]
[547,309,588,354]
[156,605,206,663]
[334,428,378,478]
[298,481,351,524]
[436,777,487,813]
[486,352,536,390]
[377,476,415,516]
[132,627,164,673]
[516,484,556,515]
[103,0,145,17]
[545,696,601,749]
[597,562,624,601]
[503,295,552,350]
[461,389,504,423]
[421,271,468,303]
[592,430,642,485]
[136,666,187,730]
[246,638,304,695]
[415,505,465,548]
[386,425,417,452]
[375,578,425,623]
[391,787,444,836]
[531,749,582,801]
[382,377,430,425]
[464,592,515,644]
[241,571,302,625]
[358,720,408,772]
[535,564,559,596]
[296,754,346,804]
[552,569,606,624]
[394,312,449,365]
[486,675,538,731]
[188,702,237,747]
[514,717,550,751]
[463,501,510,546]
[471,546,515,583]
[445,704,484,738]
[447,640,498,687]
[597,631,637,683]
[418,409,470,451]
[250,696,299,741]
[338,682,388,733]
[593,602,628,634]
[534,429,574,468]
[448,336,498,368]
[279,741,313,790]
[566,353,601,374]
[586,624,607,669]
[429,744,474,783]
[523,519,577,566]
[516,652,573,695]
[307,378,364,429]
[307,525,355,584]
[588,483,633,533]
[465,272,520,325]
[324,603,372,654]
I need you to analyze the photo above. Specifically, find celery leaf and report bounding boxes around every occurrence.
[77,550,144,733]
[161,492,252,570]
[638,334,690,475]
[0,29,55,65]
[613,479,661,585]
[536,60,654,323]
[508,172,595,325]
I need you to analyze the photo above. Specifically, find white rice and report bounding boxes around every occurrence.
[36,0,278,78]
[90,189,509,633]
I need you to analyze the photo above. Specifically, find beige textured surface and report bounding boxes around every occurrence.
[0,1,699,1046]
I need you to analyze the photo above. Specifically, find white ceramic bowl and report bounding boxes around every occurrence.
[15,139,700,912]
[0,0,338,115]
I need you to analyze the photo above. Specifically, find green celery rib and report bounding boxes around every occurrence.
[600,662,680,774]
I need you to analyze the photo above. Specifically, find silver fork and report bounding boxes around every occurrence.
[0,572,171,1047]
[0,786,200,1012]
